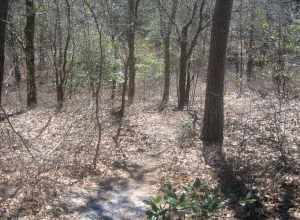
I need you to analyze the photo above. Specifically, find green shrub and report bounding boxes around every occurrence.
[146,179,224,220]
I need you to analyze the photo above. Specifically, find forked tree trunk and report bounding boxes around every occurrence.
[25,0,37,108]
[201,0,233,146]
[177,0,207,110]
[0,0,9,105]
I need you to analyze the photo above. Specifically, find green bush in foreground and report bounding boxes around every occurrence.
[146,179,224,220]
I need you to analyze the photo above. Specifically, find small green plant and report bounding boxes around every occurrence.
[239,192,257,207]
[146,179,224,220]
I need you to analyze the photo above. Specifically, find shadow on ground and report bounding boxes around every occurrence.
[59,160,159,220]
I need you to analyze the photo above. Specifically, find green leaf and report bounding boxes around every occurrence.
[166,197,177,208]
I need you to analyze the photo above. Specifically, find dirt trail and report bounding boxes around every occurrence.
[61,111,185,220]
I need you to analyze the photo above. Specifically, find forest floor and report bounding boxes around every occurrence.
[0,81,300,219]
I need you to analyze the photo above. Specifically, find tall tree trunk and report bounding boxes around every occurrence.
[246,28,254,82]
[38,0,46,71]
[246,0,255,82]
[56,83,64,110]
[201,0,233,146]
[38,25,46,71]
[178,28,188,110]
[120,61,129,118]
[9,32,22,109]
[158,0,178,110]
[0,0,9,105]
[25,0,37,108]
[111,36,117,104]
[160,36,171,109]
[186,62,192,108]
[238,0,244,97]
[127,0,136,105]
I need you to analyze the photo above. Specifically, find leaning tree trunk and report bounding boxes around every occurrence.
[0,0,9,105]
[25,0,37,108]
[201,0,233,146]
[127,0,136,105]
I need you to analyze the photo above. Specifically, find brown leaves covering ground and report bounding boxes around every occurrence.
[0,84,299,219]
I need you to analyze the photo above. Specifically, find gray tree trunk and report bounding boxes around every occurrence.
[0,0,9,105]
[25,0,37,108]
[201,0,233,145]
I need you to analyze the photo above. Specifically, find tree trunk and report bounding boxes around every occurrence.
[127,0,136,105]
[201,0,233,145]
[25,0,37,108]
[0,0,9,105]
[38,26,46,71]
[120,61,129,118]
[11,34,22,109]
[56,83,64,111]
[238,0,244,97]
[160,36,171,110]
[111,80,116,101]
[246,0,255,82]
[246,29,254,82]
[186,62,191,108]
[178,28,188,110]
[111,36,118,104]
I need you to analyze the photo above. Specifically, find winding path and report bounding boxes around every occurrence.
[61,111,185,220]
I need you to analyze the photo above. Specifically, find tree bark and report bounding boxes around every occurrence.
[111,36,118,104]
[201,0,233,145]
[177,0,207,110]
[25,0,37,108]
[127,0,136,105]
[120,61,129,118]
[178,28,188,110]
[246,0,255,82]
[160,36,171,109]
[0,0,9,105]
[158,0,178,110]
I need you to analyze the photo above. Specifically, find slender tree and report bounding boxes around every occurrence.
[53,0,72,111]
[25,0,37,108]
[201,0,233,146]
[158,0,178,110]
[127,0,140,105]
[0,0,9,105]
[246,0,256,82]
